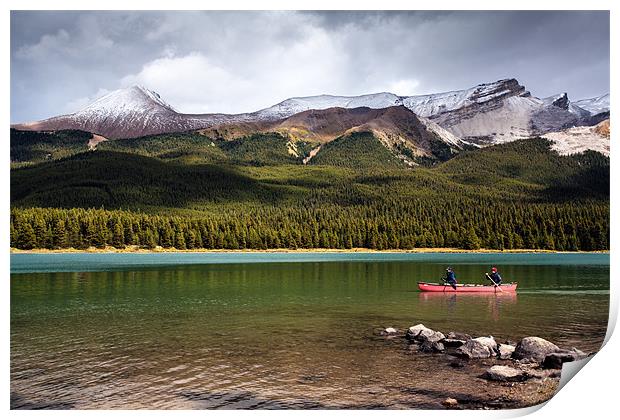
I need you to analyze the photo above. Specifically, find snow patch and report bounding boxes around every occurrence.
[544,121,609,156]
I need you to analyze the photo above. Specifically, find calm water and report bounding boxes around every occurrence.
[11,252,609,409]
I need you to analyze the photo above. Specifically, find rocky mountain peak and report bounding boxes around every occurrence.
[551,93,570,110]
[11,79,609,144]
[79,85,176,115]
[471,78,525,100]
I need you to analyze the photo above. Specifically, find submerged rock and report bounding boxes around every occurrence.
[513,337,560,363]
[498,344,516,360]
[483,365,530,382]
[381,327,399,336]
[450,359,466,368]
[522,366,562,380]
[456,336,498,359]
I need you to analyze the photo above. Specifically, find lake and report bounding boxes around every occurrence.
[10,252,610,409]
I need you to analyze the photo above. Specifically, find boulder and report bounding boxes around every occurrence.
[443,338,467,348]
[456,336,498,359]
[483,365,530,382]
[419,337,445,353]
[418,329,446,343]
[406,324,433,341]
[542,349,588,369]
[406,324,445,343]
[498,344,515,360]
[443,332,470,348]
[513,337,560,363]
[443,398,458,408]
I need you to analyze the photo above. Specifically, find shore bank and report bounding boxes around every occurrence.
[377,324,591,409]
[10,246,609,254]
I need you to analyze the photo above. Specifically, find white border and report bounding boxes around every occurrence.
[2,1,616,419]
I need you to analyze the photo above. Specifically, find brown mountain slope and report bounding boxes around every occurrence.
[199,106,471,164]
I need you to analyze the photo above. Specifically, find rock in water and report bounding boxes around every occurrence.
[444,332,471,347]
[513,337,560,363]
[483,365,529,382]
[406,324,445,343]
[498,344,516,360]
[456,336,498,359]
[444,338,467,347]
[406,324,432,340]
[542,349,588,369]
[418,329,446,343]
[447,332,472,341]
[450,359,466,368]
[382,327,398,336]
[419,337,446,353]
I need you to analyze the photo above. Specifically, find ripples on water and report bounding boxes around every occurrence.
[11,255,609,409]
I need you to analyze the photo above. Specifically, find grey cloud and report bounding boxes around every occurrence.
[10,10,609,123]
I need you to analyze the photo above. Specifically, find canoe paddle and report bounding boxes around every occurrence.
[442,277,456,291]
[485,273,503,292]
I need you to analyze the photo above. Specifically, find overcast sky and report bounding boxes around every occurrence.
[10,10,610,123]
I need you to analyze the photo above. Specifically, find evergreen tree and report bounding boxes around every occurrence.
[463,227,481,250]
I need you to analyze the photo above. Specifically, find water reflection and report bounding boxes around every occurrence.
[419,292,517,320]
[11,258,609,409]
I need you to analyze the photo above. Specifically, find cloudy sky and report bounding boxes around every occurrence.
[10,10,609,123]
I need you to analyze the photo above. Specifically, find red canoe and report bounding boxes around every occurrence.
[417,282,517,293]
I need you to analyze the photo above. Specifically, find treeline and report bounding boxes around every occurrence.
[11,201,609,251]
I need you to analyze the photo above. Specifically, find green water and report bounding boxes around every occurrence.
[11,253,609,409]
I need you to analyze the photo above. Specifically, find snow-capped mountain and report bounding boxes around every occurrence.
[253,80,526,121]
[403,81,599,144]
[13,86,239,139]
[254,92,404,120]
[573,93,610,116]
[254,79,603,144]
[12,79,609,145]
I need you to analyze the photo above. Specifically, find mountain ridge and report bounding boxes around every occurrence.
[12,79,609,147]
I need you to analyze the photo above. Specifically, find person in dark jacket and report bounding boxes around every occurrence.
[487,267,502,285]
[444,267,457,289]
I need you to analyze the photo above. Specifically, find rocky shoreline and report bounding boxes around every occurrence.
[10,246,609,254]
[380,324,591,409]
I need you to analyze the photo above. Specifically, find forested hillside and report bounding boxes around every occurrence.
[10,129,93,165]
[10,133,609,251]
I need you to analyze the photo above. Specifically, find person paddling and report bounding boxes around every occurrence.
[486,267,502,286]
[444,267,457,290]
